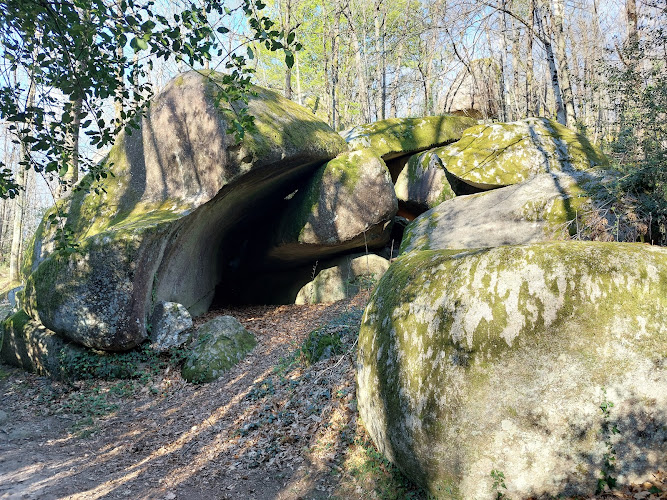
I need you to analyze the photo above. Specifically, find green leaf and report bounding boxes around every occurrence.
[247,46,254,60]
[285,50,294,69]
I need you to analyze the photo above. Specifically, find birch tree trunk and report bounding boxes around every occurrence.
[373,0,386,120]
[552,0,576,126]
[535,0,566,125]
[344,2,371,123]
[526,0,537,115]
[282,0,293,99]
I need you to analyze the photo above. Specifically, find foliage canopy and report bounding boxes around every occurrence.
[0,0,294,199]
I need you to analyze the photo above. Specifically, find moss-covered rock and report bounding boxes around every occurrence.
[394,149,457,214]
[21,71,347,352]
[269,148,397,264]
[357,241,667,499]
[0,309,89,378]
[182,316,256,383]
[400,172,604,253]
[435,117,610,189]
[295,253,389,304]
[344,116,477,160]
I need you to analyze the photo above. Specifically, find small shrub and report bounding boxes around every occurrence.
[490,469,508,499]
[597,389,620,493]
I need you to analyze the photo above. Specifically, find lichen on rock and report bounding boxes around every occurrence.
[399,172,603,253]
[149,301,193,352]
[343,115,477,160]
[182,316,257,383]
[435,117,610,189]
[357,241,667,499]
[394,149,457,213]
[18,71,347,353]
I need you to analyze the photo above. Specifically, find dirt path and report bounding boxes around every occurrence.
[1,293,665,500]
[0,293,420,500]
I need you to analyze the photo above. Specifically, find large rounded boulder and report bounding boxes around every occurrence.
[435,117,609,189]
[295,253,389,304]
[344,116,477,159]
[394,149,458,214]
[21,71,348,351]
[399,172,603,253]
[343,116,477,181]
[357,241,667,499]
[268,149,397,264]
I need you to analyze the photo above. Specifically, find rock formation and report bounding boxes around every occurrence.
[358,241,667,498]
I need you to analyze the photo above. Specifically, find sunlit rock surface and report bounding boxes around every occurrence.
[357,241,667,499]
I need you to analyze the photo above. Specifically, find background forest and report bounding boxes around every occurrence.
[1,0,666,289]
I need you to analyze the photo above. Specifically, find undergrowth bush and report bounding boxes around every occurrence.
[58,342,187,381]
[602,9,667,245]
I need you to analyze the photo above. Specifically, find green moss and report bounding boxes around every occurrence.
[205,76,347,160]
[358,241,667,496]
[346,116,477,158]
[23,214,172,324]
[280,164,327,242]
[182,317,257,383]
[396,150,457,209]
[3,309,31,338]
[278,148,389,243]
[437,118,610,188]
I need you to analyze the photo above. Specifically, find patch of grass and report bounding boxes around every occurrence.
[61,386,119,416]
[70,416,98,439]
[337,434,425,499]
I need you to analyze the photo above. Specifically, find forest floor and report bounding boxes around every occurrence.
[0,291,666,500]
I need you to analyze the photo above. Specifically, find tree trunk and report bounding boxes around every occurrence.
[626,0,638,49]
[9,67,37,282]
[323,0,331,124]
[373,0,386,120]
[344,3,371,123]
[114,42,124,126]
[535,0,566,125]
[526,0,537,115]
[331,0,340,130]
[283,0,293,99]
[552,0,576,126]
[295,52,303,105]
[509,5,522,119]
[9,165,26,281]
[57,95,82,198]
[389,0,411,119]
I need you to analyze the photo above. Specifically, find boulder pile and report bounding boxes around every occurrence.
[3,74,664,499]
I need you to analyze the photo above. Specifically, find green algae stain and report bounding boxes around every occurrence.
[437,118,610,188]
[347,116,477,158]
[358,241,667,497]
[278,148,389,243]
